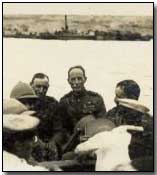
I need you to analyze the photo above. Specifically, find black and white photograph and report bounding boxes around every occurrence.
[2,2,154,172]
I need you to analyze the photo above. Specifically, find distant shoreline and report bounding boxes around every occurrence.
[3,33,152,41]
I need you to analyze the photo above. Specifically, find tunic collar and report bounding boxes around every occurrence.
[72,88,87,97]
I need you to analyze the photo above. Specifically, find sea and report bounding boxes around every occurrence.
[3,38,153,114]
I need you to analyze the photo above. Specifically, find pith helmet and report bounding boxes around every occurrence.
[10,81,38,99]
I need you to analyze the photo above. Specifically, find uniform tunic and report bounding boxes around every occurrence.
[59,89,106,135]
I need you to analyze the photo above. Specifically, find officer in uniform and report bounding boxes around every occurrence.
[106,80,153,171]
[59,65,106,151]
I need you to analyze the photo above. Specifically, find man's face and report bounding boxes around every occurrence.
[68,68,87,92]
[31,77,49,98]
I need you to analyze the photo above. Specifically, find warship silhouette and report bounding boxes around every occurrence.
[38,15,96,40]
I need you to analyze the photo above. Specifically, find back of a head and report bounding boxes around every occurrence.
[10,81,37,99]
[116,80,140,100]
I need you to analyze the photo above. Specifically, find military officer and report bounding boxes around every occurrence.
[59,65,106,139]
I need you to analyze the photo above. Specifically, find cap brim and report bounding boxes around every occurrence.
[117,98,150,113]
[17,95,38,99]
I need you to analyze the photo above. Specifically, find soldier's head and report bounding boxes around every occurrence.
[30,73,49,98]
[115,80,140,101]
[10,81,39,111]
[68,65,87,92]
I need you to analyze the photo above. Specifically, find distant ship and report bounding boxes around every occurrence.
[38,15,152,41]
[39,15,96,40]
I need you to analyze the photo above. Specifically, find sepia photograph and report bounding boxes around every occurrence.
[2,2,154,172]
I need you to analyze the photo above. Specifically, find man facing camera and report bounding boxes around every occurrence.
[30,73,62,144]
[30,73,49,98]
[59,66,106,151]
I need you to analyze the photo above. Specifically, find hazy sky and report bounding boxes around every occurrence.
[3,3,153,16]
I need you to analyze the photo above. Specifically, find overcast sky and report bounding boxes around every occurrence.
[3,3,153,16]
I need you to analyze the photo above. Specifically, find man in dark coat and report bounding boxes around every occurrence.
[106,80,153,171]
[107,80,141,126]
[30,73,61,141]
[59,66,106,156]
[30,73,63,160]
[59,66,106,135]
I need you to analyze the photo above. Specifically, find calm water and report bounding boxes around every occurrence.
[3,38,153,113]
